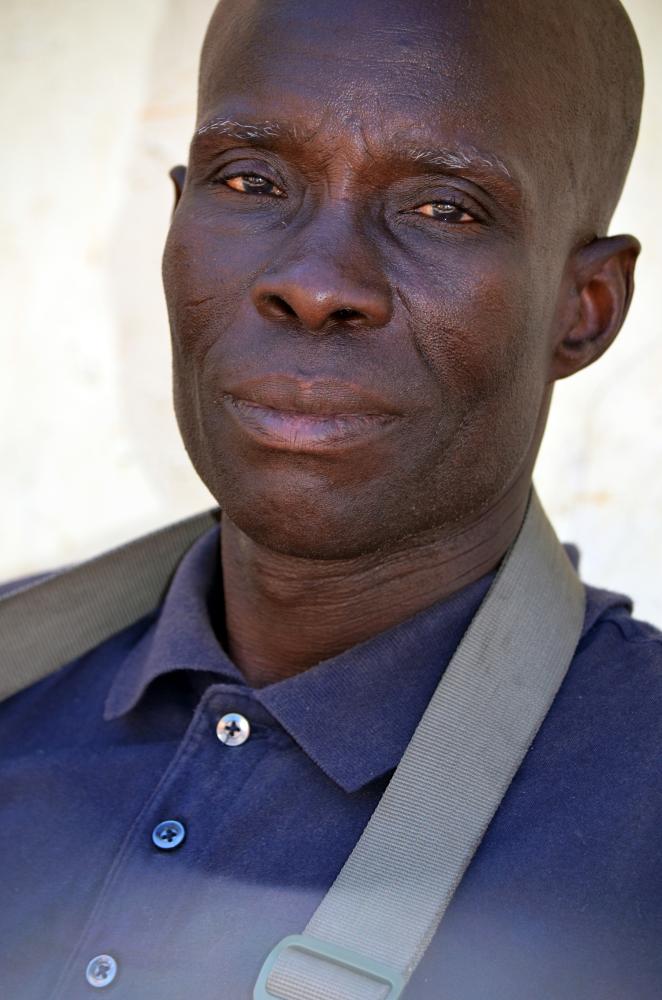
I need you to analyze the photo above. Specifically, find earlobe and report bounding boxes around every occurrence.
[169,165,187,213]
[551,234,640,381]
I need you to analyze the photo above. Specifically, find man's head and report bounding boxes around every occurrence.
[163,0,643,559]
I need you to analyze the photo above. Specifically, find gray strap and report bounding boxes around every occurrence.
[0,509,218,702]
[259,491,586,1000]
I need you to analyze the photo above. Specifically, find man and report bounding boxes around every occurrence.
[1,0,659,997]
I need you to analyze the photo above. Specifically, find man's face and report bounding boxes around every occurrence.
[163,0,574,559]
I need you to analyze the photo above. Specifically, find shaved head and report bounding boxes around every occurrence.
[199,0,643,239]
[455,0,644,235]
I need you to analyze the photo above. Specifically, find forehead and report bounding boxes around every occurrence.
[197,0,543,175]
[201,1,467,100]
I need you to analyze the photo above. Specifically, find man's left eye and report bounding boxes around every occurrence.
[224,174,285,197]
[415,202,474,224]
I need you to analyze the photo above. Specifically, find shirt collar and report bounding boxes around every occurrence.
[258,575,494,791]
[104,523,627,793]
[104,527,244,721]
[104,525,495,791]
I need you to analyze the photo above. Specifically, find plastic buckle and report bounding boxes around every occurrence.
[253,933,405,999]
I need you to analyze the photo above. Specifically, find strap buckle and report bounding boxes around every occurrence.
[253,933,405,999]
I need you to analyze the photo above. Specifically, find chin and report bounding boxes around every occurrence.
[197,456,404,560]
[178,413,478,560]
[230,516,370,561]
[222,480,390,561]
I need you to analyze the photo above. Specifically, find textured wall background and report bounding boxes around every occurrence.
[1,0,661,622]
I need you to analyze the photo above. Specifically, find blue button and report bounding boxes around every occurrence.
[152,819,186,850]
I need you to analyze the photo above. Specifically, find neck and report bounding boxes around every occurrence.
[220,479,533,689]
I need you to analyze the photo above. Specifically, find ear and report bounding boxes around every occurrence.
[550,234,641,381]
[169,165,187,214]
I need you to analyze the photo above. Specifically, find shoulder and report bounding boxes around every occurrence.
[550,579,662,774]
[518,579,662,882]
[532,573,662,783]
[581,580,662,678]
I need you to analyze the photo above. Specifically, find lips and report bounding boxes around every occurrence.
[221,375,401,452]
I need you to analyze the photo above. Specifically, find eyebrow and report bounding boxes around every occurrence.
[405,144,513,182]
[194,116,286,142]
[193,116,517,191]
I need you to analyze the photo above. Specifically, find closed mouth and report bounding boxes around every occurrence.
[222,395,398,453]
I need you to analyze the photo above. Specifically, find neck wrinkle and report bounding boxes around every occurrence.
[219,480,532,688]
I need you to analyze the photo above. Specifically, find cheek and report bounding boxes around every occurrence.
[163,209,237,468]
[400,242,550,491]
[408,244,545,410]
[163,207,249,362]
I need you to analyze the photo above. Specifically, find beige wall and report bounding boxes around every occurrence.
[1,0,661,622]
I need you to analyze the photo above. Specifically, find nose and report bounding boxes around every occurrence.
[251,239,392,334]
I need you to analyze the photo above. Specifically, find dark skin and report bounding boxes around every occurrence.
[163,0,641,687]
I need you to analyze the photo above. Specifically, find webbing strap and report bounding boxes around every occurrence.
[0,509,218,703]
[258,491,586,1000]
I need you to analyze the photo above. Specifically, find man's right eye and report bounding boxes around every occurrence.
[222,173,285,197]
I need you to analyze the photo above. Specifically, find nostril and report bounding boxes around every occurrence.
[253,282,390,331]
[263,294,297,319]
[333,307,362,322]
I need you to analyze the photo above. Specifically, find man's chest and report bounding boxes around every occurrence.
[1,681,660,1000]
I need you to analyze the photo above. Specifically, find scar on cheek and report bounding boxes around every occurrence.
[183,294,218,309]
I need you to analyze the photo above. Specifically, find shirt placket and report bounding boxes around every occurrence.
[48,684,272,1000]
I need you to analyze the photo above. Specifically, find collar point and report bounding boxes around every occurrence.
[102,693,134,722]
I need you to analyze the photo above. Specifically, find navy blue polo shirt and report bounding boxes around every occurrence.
[1,523,661,999]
